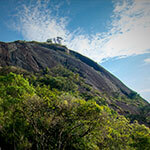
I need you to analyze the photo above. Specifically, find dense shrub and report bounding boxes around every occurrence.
[0,69,150,150]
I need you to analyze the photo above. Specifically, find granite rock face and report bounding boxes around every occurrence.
[0,40,133,97]
[1,40,150,126]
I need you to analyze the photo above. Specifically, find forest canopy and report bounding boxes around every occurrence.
[0,66,150,150]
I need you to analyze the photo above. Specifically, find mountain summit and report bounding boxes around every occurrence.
[0,40,136,97]
[0,40,149,123]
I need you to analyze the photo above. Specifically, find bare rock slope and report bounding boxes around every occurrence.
[1,40,150,125]
[0,40,133,97]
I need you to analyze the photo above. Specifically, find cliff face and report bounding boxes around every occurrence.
[0,40,133,97]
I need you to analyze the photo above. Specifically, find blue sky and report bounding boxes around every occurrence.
[0,0,150,102]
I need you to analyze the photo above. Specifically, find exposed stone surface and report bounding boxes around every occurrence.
[0,40,150,126]
[0,40,133,97]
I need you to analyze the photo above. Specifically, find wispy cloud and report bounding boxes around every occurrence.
[12,0,150,62]
[13,0,70,41]
[144,58,150,64]
[104,0,150,58]
[139,88,150,93]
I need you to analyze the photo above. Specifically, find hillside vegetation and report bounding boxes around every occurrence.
[0,66,150,150]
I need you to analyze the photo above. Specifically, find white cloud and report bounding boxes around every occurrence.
[13,0,150,62]
[67,0,150,61]
[104,0,150,58]
[13,0,70,41]
[139,88,150,93]
[144,58,150,64]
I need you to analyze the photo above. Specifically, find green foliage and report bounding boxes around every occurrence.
[39,75,78,92]
[0,73,35,149]
[0,68,150,150]
[129,91,139,99]
[130,121,150,150]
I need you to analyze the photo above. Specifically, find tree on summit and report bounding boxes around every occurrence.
[47,37,63,44]
[56,37,63,44]
[46,39,52,44]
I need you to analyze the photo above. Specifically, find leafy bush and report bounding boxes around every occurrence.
[0,70,150,150]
